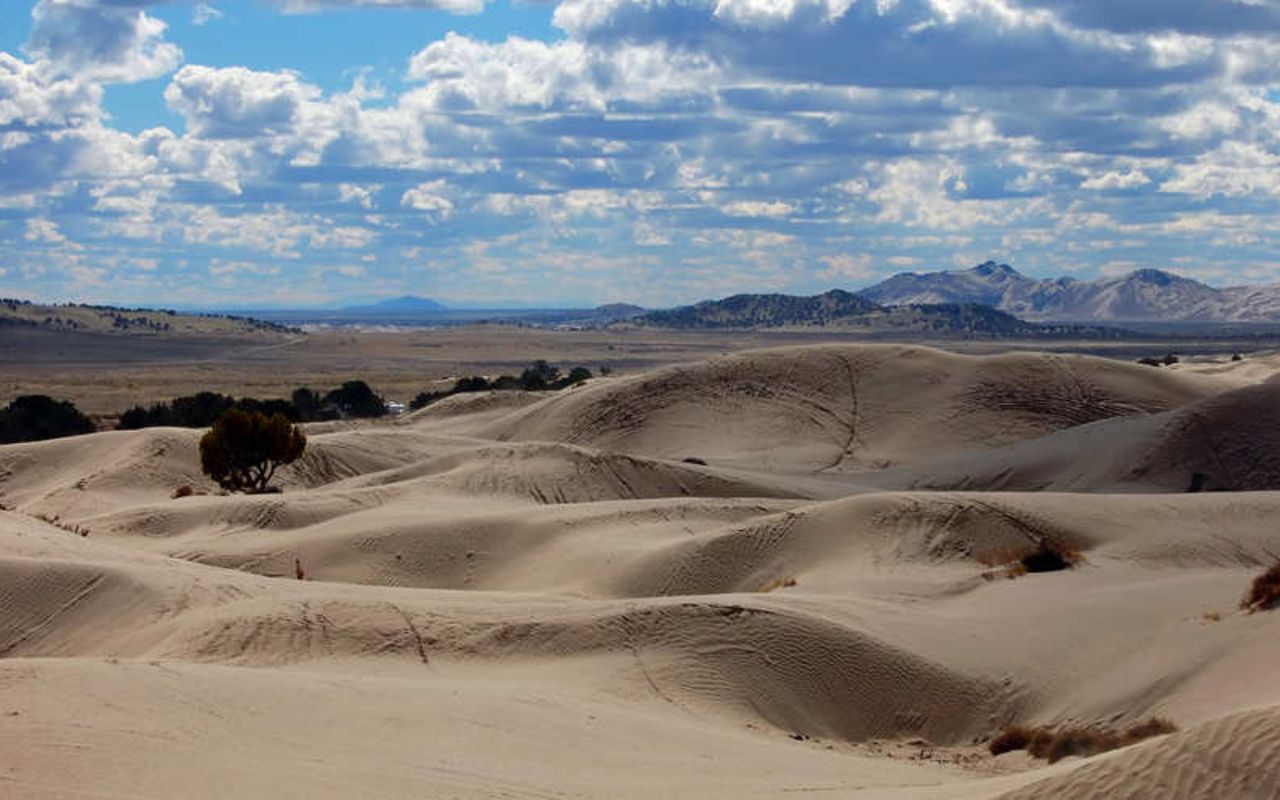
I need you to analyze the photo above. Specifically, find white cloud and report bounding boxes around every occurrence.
[164,65,325,139]
[818,252,875,281]
[722,200,794,218]
[1160,141,1280,198]
[24,217,68,244]
[193,3,225,26]
[400,180,455,218]
[27,0,182,84]
[1080,170,1151,190]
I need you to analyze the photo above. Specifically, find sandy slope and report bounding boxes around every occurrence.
[863,380,1280,492]
[2,343,1279,799]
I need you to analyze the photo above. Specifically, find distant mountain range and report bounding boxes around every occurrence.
[339,295,449,313]
[859,262,1280,323]
[630,291,1126,339]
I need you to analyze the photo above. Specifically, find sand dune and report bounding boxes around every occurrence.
[866,380,1280,492]
[2,343,1278,798]
[477,344,1218,471]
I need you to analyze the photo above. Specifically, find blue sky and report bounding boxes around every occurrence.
[3,0,1280,308]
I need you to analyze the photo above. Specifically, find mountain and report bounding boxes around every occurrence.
[860,261,1280,323]
[860,261,1026,308]
[340,295,449,313]
[635,290,880,329]
[629,291,1128,339]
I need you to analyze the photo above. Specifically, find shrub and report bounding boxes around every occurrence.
[1241,560,1280,613]
[519,360,560,390]
[988,726,1036,756]
[978,537,1082,577]
[172,484,195,499]
[323,380,385,418]
[0,395,95,443]
[199,409,306,493]
[564,366,593,385]
[989,718,1176,762]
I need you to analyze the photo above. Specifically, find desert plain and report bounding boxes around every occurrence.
[3,327,1280,799]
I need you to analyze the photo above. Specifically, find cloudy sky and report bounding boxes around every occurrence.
[3,0,1280,308]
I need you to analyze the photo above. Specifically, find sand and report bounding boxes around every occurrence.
[3,342,1279,799]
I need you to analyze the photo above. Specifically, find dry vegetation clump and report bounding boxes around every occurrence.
[35,512,90,537]
[1241,560,1280,613]
[988,718,1177,762]
[978,537,1083,578]
[758,576,797,593]
[172,484,196,499]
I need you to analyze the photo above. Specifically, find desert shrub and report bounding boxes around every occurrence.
[290,387,325,421]
[199,409,306,493]
[1241,560,1280,612]
[407,363,594,410]
[978,537,1082,577]
[0,395,95,443]
[172,484,195,499]
[564,366,593,386]
[988,726,1035,756]
[519,359,560,390]
[170,392,238,427]
[323,380,385,418]
[990,718,1176,762]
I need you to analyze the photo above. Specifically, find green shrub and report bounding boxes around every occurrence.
[0,395,95,443]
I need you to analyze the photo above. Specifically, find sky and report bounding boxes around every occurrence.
[3,0,1280,308]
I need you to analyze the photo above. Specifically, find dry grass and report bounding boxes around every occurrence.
[1241,560,1280,613]
[758,576,797,593]
[989,718,1177,762]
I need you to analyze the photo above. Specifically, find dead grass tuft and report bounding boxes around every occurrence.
[758,576,797,593]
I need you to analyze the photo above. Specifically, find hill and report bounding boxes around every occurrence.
[633,289,880,329]
[0,298,297,337]
[860,261,1280,323]
[629,290,1129,338]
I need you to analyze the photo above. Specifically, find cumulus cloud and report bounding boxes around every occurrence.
[6,0,1280,303]
[0,51,101,129]
[400,180,455,218]
[164,65,324,139]
[26,0,182,83]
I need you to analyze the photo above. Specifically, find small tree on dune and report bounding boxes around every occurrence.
[199,409,306,493]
